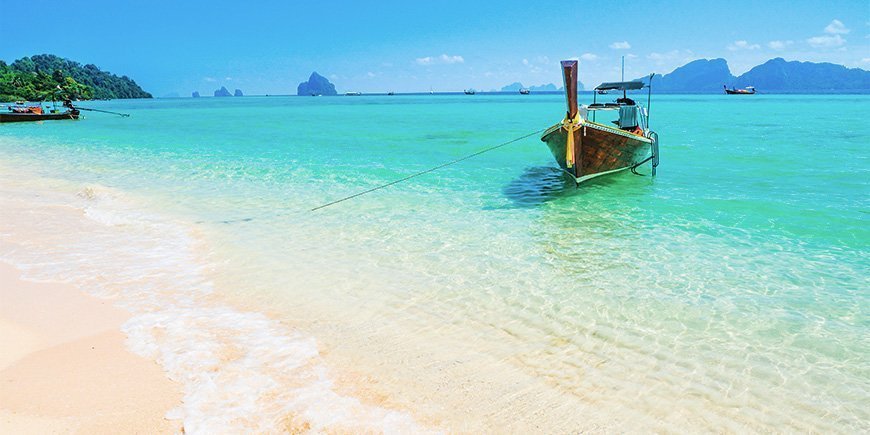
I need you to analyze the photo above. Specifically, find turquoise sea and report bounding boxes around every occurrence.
[0,94,867,432]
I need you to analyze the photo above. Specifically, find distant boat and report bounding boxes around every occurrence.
[596,89,608,95]
[387,91,395,96]
[464,89,476,95]
[540,60,659,185]
[345,91,362,96]
[1,101,79,123]
[519,88,530,95]
[724,85,756,95]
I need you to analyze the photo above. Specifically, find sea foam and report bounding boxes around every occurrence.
[0,172,432,434]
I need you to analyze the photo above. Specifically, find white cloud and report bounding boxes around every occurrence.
[804,20,849,49]
[579,53,598,61]
[863,58,870,64]
[439,54,464,64]
[366,72,375,78]
[415,54,464,65]
[522,58,529,65]
[609,41,631,50]
[824,19,849,34]
[224,77,232,81]
[204,77,217,82]
[625,53,638,59]
[727,40,761,51]
[767,40,794,50]
[807,34,846,48]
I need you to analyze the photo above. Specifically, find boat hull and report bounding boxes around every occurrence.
[0,112,80,123]
[541,121,652,184]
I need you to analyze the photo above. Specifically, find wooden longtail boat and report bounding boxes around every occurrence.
[1,103,79,123]
[541,60,659,185]
[724,85,755,94]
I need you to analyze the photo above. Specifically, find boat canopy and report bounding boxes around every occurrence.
[595,81,645,91]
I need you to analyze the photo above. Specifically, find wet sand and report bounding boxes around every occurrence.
[0,262,182,434]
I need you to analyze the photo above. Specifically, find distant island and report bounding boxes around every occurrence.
[192,91,201,98]
[214,86,232,97]
[637,57,870,93]
[500,81,577,92]
[0,54,151,102]
[234,89,243,97]
[297,72,337,96]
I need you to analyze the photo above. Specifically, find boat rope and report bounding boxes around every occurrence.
[75,106,130,117]
[630,155,654,175]
[630,131,659,176]
[311,128,546,211]
[562,113,581,170]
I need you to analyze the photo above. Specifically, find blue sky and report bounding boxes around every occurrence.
[1,0,867,95]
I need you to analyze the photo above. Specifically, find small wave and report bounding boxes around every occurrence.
[0,172,433,433]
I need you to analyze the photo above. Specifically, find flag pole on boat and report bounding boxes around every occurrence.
[621,55,625,81]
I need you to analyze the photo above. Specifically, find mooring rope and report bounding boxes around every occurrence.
[311,128,546,211]
[75,107,131,117]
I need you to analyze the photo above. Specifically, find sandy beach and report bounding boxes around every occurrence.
[0,262,181,434]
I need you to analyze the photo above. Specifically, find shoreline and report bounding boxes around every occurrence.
[0,162,435,432]
[0,261,182,433]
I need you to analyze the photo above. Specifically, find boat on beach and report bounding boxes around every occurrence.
[540,60,659,185]
[1,101,80,123]
[724,85,755,94]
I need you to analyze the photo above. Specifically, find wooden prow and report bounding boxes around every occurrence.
[561,60,578,120]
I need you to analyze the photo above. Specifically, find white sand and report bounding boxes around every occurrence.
[0,262,182,434]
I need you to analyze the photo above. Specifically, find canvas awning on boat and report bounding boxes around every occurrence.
[594,81,645,91]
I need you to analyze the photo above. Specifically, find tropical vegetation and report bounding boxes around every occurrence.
[0,54,151,102]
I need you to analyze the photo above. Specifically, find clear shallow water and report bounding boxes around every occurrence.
[0,94,867,431]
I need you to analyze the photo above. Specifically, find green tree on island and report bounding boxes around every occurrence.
[0,54,151,102]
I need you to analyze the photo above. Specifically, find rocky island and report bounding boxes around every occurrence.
[234,89,243,97]
[297,72,337,96]
[214,86,232,97]
[500,82,524,92]
[638,57,870,93]
[192,91,200,98]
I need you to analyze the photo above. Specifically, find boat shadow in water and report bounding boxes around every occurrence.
[499,166,578,208]
[498,166,652,209]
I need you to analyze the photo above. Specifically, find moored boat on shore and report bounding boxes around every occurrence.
[540,60,659,184]
[1,101,79,123]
